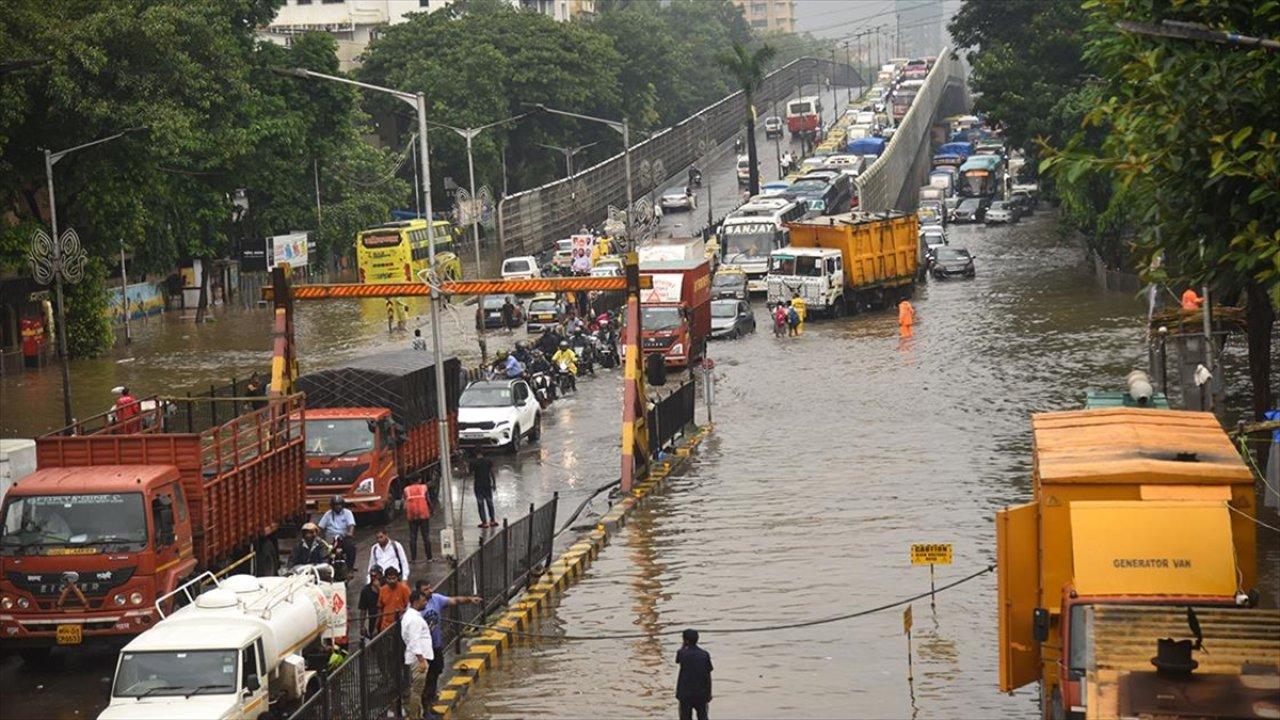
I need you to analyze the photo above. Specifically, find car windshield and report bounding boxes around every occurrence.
[641,306,682,330]
[529,299,557,313]
[1,493,147,552]
[460,384,513,408]
[958,199,979,210]
[935,247,969,261]
[711,302,739,318]
[664,188,686,197]
[113,650,238,698]
[304,419,374,457]
[482,296,509,309]
[923,233,945,246]
[713,274,742,288]
[990,201,1007,210]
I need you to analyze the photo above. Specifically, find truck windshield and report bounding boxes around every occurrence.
[641,306,682,330]
[721,229,776,259]
[304,419,375,457]
[1,493,146,552]
[113,650,238,698]
[771,256,822,276]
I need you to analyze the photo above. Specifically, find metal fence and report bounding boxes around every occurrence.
[648,380,696,456]
[288,495,558,720]
[856,49,968,213]
[498,58,858,256]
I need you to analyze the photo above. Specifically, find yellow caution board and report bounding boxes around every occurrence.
[910,543,953,565]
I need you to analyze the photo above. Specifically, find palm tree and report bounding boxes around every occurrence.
[718,41,776,197]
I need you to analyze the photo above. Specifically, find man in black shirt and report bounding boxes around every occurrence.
[469,451,497,529]
[676,628,713,720]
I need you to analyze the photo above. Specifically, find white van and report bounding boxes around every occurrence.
[501,255,541,280]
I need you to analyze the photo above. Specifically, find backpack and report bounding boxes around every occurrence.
[404,483,430,520]
[787,307,799,325]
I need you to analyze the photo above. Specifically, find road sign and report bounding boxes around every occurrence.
[910,543,953,565]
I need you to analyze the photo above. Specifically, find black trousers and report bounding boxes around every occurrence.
[424,646,445,707]
[407,518,431,561]
[679,700,708,720]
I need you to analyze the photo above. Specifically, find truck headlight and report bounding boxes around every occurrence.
[671,343,684,355]
[354,478,374,495]
[0,597,12,610]
[16,597,29,609]
[130,592,144,606]
[113,593,127,606]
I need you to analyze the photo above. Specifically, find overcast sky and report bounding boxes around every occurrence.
[793,0,962,45]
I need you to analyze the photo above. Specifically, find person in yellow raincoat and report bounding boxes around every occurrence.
[790,294,807,336]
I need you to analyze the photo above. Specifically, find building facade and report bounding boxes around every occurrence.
[731,0,796,35]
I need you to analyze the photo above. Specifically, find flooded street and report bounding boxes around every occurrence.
[455,213,1280,719]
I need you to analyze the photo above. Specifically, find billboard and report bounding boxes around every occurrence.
[268,231,310,270]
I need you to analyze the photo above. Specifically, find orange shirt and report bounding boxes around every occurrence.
[898,301,915,326]
[378,581,411,630]
[1181,289,1202,310]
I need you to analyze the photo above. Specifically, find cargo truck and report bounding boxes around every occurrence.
[767,212,917,316]
[997,408,1273,720]
[98,568,346,720]
[0,396,307,659]
[639,259,711,368]
[295,352,460,520]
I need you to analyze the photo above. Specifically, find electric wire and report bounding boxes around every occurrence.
[1227,503,1280,533]
[440,564,995,642]
[1238,435,1280,500]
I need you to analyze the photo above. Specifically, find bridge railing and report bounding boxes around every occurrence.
[855,49,966,212]
[498,58,858,256]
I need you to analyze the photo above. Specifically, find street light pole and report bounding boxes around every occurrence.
[281,68,463,558]
[536,141,599,179]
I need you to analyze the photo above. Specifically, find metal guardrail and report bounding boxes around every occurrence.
[498,58,859,256]
[648,380,696,455]
[288,495,559,720]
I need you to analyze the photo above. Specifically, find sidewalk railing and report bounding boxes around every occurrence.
[288,495,559,720]
[648,380,696,456]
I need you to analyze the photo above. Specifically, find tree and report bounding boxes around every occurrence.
[1043,0,1279,421]
[717,41,775,197]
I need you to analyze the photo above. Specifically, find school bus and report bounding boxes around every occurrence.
[355,219,463,284]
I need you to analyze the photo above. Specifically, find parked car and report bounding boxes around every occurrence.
[525,293,564,333]
[920,225,947,262]
[476,294,524,329]
[984,200,1018,225]
[501,255,541,280]
[764,116,784,139]
[660,187,697,211]
[457,379,541,453]
[950,198,986,223]
[931,246,976,279]
[709,299,756,339]
[711,268,749,300]
[1008,190,1035,216]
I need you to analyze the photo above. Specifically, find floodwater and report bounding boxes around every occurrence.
[454,211,1280,720]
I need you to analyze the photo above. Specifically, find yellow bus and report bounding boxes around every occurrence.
[355,219,463,284]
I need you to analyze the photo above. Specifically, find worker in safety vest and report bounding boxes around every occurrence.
[403,476,431,563]
[898,299,916,337]
[1181,288,1203,310]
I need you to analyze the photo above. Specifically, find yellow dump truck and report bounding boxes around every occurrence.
[767,211,917,316]
[997,408,1277,719]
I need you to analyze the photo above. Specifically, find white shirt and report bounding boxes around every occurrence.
[369,540,409,580]
[401,610,434,665]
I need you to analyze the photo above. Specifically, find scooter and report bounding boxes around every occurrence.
[571,335,596,377]
[530,370,556,408]
[594,330,619,369]
[556,361,577,394]
[689,168,703,188]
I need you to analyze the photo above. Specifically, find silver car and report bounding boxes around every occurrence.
[984,200,1016,225]
[660,188,696,211]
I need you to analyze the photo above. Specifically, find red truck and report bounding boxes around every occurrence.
[0,395,306,660]
[295,352,460,520]
[639,259,711,368]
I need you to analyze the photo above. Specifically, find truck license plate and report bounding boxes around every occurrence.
[56,624,82,645]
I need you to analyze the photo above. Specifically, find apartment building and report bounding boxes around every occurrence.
[732,0,797,35]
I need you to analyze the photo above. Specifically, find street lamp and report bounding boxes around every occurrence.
[535,141,599,179]
[526,104,634,251]
[279,67,463,558]
[428,114,528,364]
[30,127,143,427]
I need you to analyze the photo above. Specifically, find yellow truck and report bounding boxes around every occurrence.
[767,211,917,316]
[997,408,1277,720]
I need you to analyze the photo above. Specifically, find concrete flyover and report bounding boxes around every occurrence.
[855,48,971,213]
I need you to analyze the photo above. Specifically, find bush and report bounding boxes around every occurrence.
[64,258,114,359]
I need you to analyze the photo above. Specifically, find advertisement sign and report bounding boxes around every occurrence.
[571,234,594,273]
[268,231,310,270]
[642,273,683,304]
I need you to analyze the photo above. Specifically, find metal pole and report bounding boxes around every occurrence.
[412,138,422,218]
[1201,281,1214,411]
[45,149,73,427]
[313,157,322,231]
[119,241,131,345]
[465,130,487,364]
[416,92,463,559]
[622,120,634,252]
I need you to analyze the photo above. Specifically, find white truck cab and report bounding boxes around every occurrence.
[766,247,844,314]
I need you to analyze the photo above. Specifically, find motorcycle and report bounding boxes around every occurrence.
[530,370,556,408]
[556,361,577,394]
[688,168,703,188]
[594,330,619,369]
[571,335,596,376]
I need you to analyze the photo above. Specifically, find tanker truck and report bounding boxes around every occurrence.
[98,567,346,720]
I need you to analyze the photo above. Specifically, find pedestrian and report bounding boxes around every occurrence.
[501,297,516,331]
[469,450,497,528]
[289,522,330,568]
[791,294,806,336]
[786,300,800,337]
[112,386,141,433]
[358,566,383,639]
[412,328,427,351]
[897,298,915,338]
[675,629,713,720]
[415,580,483,713]
[1180,287,1203,310]
[772,302,788,337]
[654,202,664,221]
[377,566,410,632]
[401,590,434,720]
[317,496,357,569]
[244,373,267,410]
[404,476,432,562]
[369,529,410,581]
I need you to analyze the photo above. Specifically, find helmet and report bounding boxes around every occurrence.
[302,522,319,532]
[330,495,344,507]
[516,341,527,351]
[497,349,509,360]
[560,341,569,348]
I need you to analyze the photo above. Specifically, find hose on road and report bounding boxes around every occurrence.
[554,478,621,538]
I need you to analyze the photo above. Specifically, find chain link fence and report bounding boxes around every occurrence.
[855,49,969,213]
[498,58,858,256]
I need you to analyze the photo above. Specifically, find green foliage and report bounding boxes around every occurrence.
[717,41,776,196]
[64,258,114,359]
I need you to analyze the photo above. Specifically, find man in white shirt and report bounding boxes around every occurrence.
[401,591,434,720]
[317,496,357,568]
[369,529,410,581]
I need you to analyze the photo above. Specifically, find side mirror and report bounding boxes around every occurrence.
[1032,607,1050,643]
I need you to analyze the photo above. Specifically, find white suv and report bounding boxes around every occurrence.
[457,379,541,453]
[501,255,541,280]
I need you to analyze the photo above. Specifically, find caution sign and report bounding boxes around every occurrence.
[910,543,953,566]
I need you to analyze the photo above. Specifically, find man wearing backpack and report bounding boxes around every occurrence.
[403,476,432,562]
[786,301,800,337]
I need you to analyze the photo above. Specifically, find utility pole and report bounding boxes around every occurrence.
[119,241,131,345]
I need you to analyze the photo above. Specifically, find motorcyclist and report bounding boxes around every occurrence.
[688,165,702,187]
[528,349,552,375]
[552,341,578,377]
[512,341,532,365]
[290,522,331,568]
[537,325,563,357]
[496,349,525,379]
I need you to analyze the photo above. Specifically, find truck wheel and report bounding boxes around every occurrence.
[528,414,542,442]
[832,297,847,318]
[255,539,279,577]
